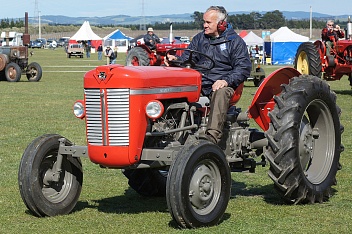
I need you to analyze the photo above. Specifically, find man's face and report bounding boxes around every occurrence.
[327,22,334,29]
[203,10,219,37]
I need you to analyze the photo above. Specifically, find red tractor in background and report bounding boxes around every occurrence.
[125,42,188,66]
[294,17,352,85]
[18,48,343,228]
[125,24,189,66]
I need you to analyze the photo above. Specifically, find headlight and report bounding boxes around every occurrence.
[145,100,164,119]
[73,101,85,119]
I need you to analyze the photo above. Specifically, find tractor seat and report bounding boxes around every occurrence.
[229,83,244,106]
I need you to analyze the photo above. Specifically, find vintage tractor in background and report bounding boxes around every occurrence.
[125,23,189,66]
[294,17,352,86]
[0,12,42,82]
[18,48,343,229]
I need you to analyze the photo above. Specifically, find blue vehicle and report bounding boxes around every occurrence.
[30,38,46,49]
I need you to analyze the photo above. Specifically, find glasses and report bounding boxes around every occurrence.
[328,24,334,26]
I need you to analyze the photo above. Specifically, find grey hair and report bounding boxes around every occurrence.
[206,6,228,22]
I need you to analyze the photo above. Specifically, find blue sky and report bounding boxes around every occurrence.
[3,0,352,19]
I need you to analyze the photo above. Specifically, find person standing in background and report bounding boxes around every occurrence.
[97,44,103,60]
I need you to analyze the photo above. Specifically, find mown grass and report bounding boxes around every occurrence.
[0,48,351,233]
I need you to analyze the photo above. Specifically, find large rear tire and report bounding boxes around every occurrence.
[26,62,42,82]
[265,75,343,204]
[122,168,167,196]
[166,140,231,228]
[294,42,322,78]
[125,47,149,66]
[5,62,21,82]
[18,134,83,217]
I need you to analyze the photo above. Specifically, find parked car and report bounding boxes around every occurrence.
[47,39,57,49]
[57,37,70,47]
[30,39,46,49]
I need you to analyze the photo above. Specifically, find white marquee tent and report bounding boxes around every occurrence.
[70,21,102,49]
[243,31,264,46]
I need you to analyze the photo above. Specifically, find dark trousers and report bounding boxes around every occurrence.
[207,87,235,143]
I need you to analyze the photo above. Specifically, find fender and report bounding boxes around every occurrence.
[248,67,301,131]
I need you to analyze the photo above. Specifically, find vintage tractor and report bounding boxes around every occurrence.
[0,13,42,82]
[294,17,352,86]
[125,41,188,66]
[18,48,343,228]
[247,57,266,86]
[126,23,188,66]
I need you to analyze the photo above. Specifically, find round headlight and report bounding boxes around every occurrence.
[146,100,164,119]
[73,101,85,119]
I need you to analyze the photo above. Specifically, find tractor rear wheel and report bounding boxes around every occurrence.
[26,62,42,82]
[294,42,322,78]
[125,47,149,66]
[166,140,231,228]
[5,62,21,82]
[265,75,343,204]
[18,134,83,217]
[122,168,167,196]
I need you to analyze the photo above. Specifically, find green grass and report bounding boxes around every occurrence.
[1,48,352,233]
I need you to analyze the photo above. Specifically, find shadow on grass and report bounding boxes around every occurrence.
[231,180,287,205]
[74,187,168,215]
[333,89,352,96]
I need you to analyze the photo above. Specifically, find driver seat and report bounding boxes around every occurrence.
[229,83,244,106]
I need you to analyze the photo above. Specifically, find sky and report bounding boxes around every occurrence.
[2,0,352,19]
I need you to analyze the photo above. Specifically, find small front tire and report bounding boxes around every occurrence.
[26,62,42,81]
[18,134,83,217]
[166,140,231,228]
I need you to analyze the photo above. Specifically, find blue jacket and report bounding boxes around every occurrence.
[180,24,251,96]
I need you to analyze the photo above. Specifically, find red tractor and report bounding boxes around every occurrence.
[18,48,343,228]
[294,18,352,85]
[126,41,188,66]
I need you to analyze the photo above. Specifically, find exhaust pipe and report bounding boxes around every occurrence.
[23,12,30,46]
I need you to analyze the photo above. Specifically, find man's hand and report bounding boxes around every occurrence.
[164,54,177,66]
[212,80,228,91]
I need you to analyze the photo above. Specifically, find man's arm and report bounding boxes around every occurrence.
[224,38,252,88]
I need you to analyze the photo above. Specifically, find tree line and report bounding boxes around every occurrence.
[147,10,344,31]
[0,18,24,29]
[1,10,345,30]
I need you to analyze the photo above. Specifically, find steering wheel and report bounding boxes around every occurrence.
[165,48,215,70]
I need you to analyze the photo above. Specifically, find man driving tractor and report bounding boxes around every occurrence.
[165,5,251,144]
[321,19,345,55]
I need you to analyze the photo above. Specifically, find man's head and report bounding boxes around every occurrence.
[147,27,154,34]
[326,20,334,29]
[203,6,228,37]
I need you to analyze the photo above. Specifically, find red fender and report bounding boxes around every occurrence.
[248,67,301,131]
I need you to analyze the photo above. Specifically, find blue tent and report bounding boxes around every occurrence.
[106,29,133,40]
[103,29,133,52]
[269,27,309,65]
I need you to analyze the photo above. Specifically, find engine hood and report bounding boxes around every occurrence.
[84,64,201,89]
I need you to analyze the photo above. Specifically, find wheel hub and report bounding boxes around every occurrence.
[189,164,214,209]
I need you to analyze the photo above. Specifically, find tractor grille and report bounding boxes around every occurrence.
[85,89,130,146]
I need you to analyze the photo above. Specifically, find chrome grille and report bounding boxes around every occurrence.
[85,88,130,146]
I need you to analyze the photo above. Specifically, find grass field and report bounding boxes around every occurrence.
[1,48,351,233]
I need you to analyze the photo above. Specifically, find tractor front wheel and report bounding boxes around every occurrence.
[294,42,322,78]
[125,47,149,66]
[18,134,83,217]
[166,140,231,228]
[26,62,42,82]
[5,62,21,82]
[266,75,343,204]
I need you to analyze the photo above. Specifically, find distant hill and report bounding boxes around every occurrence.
[28,11,349,25]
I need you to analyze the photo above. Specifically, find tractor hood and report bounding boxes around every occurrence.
[84,64,202,103]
